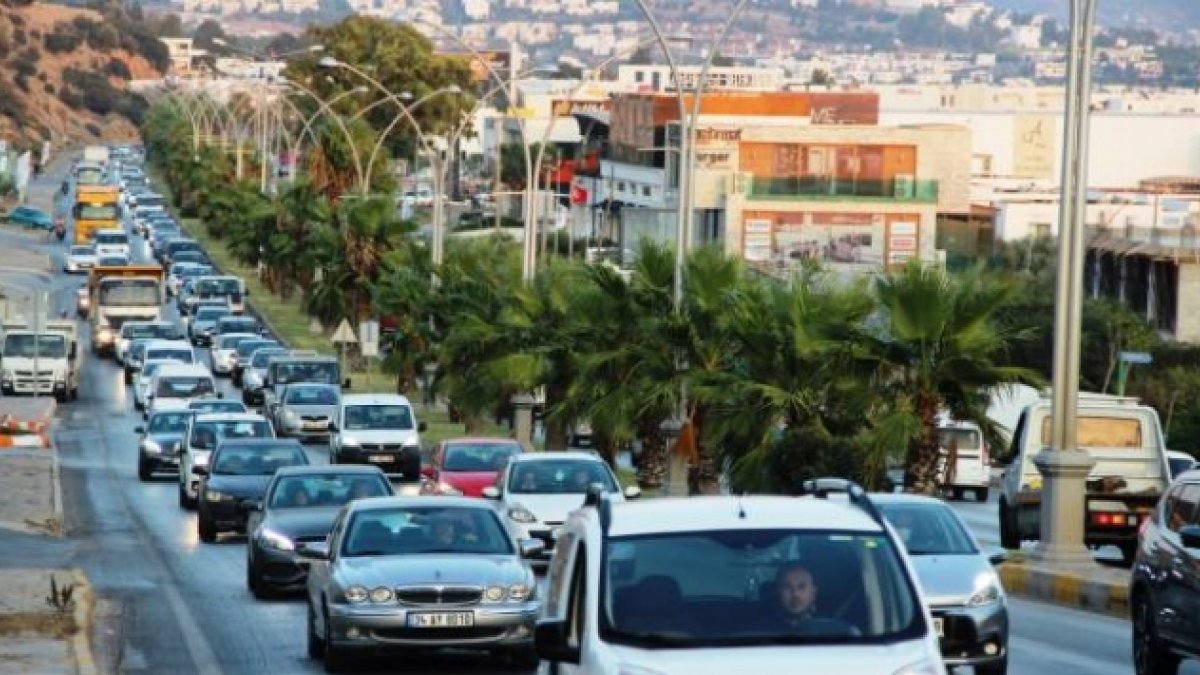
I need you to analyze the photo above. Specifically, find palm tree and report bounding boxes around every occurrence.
[372,242,436,393]
[269,179,331,297]
[866,261,1044,495]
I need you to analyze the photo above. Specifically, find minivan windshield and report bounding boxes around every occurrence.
[3,334,67,358]
[601,530,921,647]
[95,231,128,245]
[343,405,412,431]
[272,360,339,386]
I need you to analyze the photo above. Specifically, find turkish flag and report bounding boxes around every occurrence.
[570,185,588,205]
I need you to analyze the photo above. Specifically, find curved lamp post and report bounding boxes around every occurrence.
[278,77,371,194]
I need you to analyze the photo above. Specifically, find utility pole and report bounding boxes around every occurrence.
[1032,0,1099,565]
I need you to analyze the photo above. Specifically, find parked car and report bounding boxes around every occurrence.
[421,438,524,497]
[1131,468,1200,675]
[6,205,54,230]
[245,465,393,598]
[873,494,1009,675]
[299,497,542,670]
[195,438,310,542]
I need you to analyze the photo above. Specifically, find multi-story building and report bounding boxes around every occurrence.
[161,38,204,77]
[616,65,787,94]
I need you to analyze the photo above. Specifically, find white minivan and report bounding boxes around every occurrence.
[146,363,219,418]
[936,419,991,502]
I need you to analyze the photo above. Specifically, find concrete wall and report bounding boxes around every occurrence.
[1176,263,1200,343]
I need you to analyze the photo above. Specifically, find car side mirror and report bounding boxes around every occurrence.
[418,421,427,433]
[192,465,208,476]
[534,619,580,664]
[988,549,1008,565]
[481,486,501,500]
[1181,525,1200,550]
[327,421,338,432]
[342,378,352,390]
[296,542,329,560]
[518,538,545,559]
[623,485,642,499]
[134,426,144,434]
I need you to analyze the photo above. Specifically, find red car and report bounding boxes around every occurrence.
[422,438,524,497]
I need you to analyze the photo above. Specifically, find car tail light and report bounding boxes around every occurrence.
[1091,512,1131,527]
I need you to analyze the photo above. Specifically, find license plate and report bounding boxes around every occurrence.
[369,455,394,463]
[933,617,944,637]
[407,612,473,628]
[304,422,326,430]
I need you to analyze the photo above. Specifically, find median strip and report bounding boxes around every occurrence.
[998,559,1130,617]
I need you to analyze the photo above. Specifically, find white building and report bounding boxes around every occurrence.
[615,65,786,93]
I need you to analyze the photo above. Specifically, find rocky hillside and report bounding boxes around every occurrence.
[0,2,165,150]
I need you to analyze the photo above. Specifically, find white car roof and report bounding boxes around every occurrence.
[604,495,886,538]
[154,363,211,378]
[341,394,412,406]
[509,451,605,465]
[143,339,191,348]
[192,412,267,423]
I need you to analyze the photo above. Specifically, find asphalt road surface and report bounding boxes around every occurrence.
[5,175,1193,673]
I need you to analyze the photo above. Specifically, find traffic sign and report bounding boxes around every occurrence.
[359,320,380,358]
[331,319,357,344]
[1119,351,1152,365]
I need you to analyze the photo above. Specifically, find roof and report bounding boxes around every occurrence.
[193,412,267,423]
[275,464,387,477]
[214,438,303,448]
[605,496,885,538]
[341,394,414,406]
[509,451,602,464]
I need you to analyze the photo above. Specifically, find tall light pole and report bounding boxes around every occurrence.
[1033,0,1099,565]
[279,81,370,186]
[362,86,463,194]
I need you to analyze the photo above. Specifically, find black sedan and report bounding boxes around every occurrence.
[135,410,194,481]
[195,439,310,543]
[245,465,393,599]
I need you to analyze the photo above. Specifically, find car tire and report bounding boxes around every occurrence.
[976,656,1008,675]
[198,514,217,543]
[1133,594,1180,675]
[306,603,323,660]
[137,457,152,482]
[999,500,1020,550]
[975,487,989,503]
[247,561,267,600]
[323,607,349,673]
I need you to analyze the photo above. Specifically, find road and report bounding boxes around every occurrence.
[4,163,1193,673]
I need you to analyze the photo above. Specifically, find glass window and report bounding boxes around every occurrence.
[274,361,339,385]
[508,460,617,494]
[78,205,118,220]
[188,400,245,414]
[212,446,306,475]
[147,411,192,433]
[876,502,977,556]
[252,349,288,368]
[156,376,215,399]
[269,473,391,509]
[284,385,340,405]
[1169,455,1195,479]
[443,443,521,472]
[343,405,413,431]
[196,308,228,321]
[99,280,160,306]
[1166,485,1200,532]
[939,428,981,452]
[147,348,194,364]
[601,530,920,646]
[188,419,271,450]
[1040,416,1142,448]
[2,334,66,357]
[95,232,128,245]
[70,246,95,256]
[237,341,277,358]
[342,506,513,557]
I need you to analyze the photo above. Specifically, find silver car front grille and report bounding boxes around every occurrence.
[394,585,482,606]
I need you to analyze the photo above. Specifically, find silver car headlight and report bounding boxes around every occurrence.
[258,528,295,552]
[483,585,506,602]
[283,409,298,422]
[507,506,537,524]
[344,585,369,603]
[967,578,1002,607]
[507,583,532,602]
[369,586,393,603]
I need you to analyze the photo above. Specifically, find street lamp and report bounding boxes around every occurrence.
[1033,0,1100,565]
[362,85,463,196]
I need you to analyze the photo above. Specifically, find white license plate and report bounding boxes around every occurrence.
[933,617,944,637]
[369,455,394,463]
[304,422,326,430]
[407,612,474,628]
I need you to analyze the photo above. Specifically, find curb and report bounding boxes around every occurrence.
[70,569,98,675]
[50,441,63,535]
[998,561,1129,617]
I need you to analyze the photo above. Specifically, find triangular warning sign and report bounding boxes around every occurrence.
[331,319,357,343]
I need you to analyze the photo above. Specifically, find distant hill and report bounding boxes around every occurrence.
[0,2,166,150]
[988,0,1200,36]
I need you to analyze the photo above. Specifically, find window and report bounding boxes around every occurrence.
[567,542,588,649]
[156,377,214,399]
[1032,222,1052,238]
[269,473,390,509]
[1039,416,1142,448]
[1165,484,1200,532]
[877,502,977,556]
[508,460,617,494]
[642,186,652,197]
[442,443,520,472]
[341,505,513,557]
[343,405,414,431]
[284,385,340,405]
[617,181,626,192]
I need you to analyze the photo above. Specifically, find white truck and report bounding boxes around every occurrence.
[83,145,110,168]
[88,266,165,356]
[997,391,1171,564]
[0,319,81,402]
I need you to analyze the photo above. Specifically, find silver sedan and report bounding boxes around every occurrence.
[300,497,543,671]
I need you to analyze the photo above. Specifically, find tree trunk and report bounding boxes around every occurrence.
[542,382,569,451]
[462,414,486,434]
[634,420,667,490]
[593,428,619,469]
[904,392,943,495]
[692,406,721,495]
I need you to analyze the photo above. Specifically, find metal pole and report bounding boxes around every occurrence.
[33,292,40,400]
[494,117,503,232]
[1032,0,1099,565]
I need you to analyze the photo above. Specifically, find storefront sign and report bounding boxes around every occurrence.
[743,219,773,262]
[552,99,612,117]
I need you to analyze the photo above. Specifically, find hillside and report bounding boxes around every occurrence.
[0,2,165,150]
[988,0,1200,36]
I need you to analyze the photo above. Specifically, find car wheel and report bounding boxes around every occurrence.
[999,500,1020,550]
[198,514,217,543]
[976,487,989,503]
[323,607,349,673]
[137,457,152,482]
[976,656,1008,675]
[1133,593,1180,675]
[247,561,267,599]
[306,603,323,660]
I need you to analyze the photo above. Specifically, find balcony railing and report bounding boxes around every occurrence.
[746,177,939,203]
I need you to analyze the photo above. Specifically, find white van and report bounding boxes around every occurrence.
[146,363,219,418]
[937,420,991,502]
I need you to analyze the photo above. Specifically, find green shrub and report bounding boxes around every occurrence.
[44,31,82,53]
[106,57,131,79]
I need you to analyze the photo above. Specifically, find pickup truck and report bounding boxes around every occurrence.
[997,391,1171,563]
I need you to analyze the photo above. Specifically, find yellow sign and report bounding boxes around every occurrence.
[1012,115,1056,179]
[506,107,536,119]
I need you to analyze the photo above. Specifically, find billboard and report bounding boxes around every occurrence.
[1012,114,1056,179]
